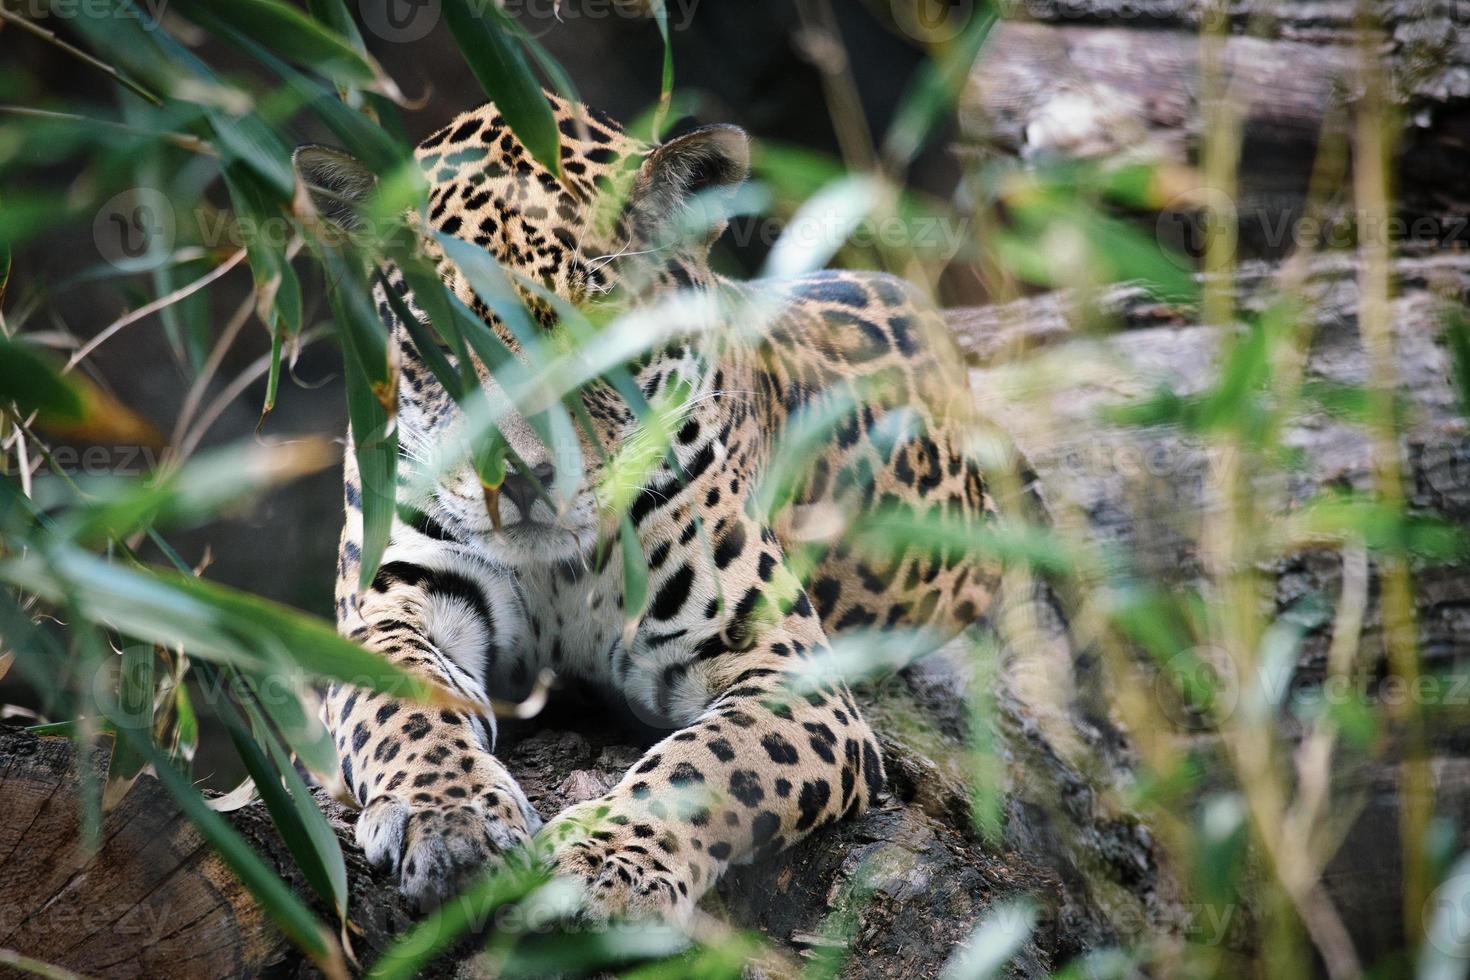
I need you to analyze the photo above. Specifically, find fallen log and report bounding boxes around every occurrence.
[961,17,1470,252]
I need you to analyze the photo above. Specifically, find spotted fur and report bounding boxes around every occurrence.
[301,93,998,918]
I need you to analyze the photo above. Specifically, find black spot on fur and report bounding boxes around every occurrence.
[760,732,799,765]
[729,770,765,807]
[796,779,831,831]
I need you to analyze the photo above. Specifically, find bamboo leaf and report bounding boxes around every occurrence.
[368,861,550,980]
[0,335,84,421]
[439,0,561,176]
[215,670,347,921]
[0,545,442,703]
[64,439,337,544]
[174,0,383,88]
[320,247,398,587]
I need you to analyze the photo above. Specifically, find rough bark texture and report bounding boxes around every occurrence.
[961,11,1470,252]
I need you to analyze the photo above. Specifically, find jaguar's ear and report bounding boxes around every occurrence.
[293,144,376,228]
[628,124,749,241]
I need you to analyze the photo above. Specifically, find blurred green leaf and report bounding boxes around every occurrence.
[648,0,675,138]
[244,666,338,779]
[64,439,336,545]
[440,0,561,176]
[1290,493,1466,560]
[761,174,882,279]
[0,334,84,421]
[106,642,155,786]
[620,512,648,633]
[174,0,384,88]
[220,161,299,338]
[1443,302,1470,420]
[883,3,997,167]
[215,669,347,922]
[500,923,691,978]
[320,246,398,587]
[306,0,367,53]
[850,506,1073,575]
[994,179,1198,302]
[0,544,442,703]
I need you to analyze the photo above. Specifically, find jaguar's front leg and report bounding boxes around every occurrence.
[540,532,883,921]
[326,471,541,909]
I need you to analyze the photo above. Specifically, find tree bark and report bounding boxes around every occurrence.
[961,15,1470,252]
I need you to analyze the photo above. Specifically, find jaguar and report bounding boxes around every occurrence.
[296,92,999,919]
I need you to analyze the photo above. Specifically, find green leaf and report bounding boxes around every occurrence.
[761,175,882,279]
[500,923,692,978]
[647,0,675,138]
[63,438,336,544]
[245,666,338,778]
[215,669,347,921]
[305,0,367,55]
[0,335,84,421]
[221,162,303,336]
[0,544,440,703]
[320,247,398,587]
[173,0,382,87]
[883,4,997,167]
[435,231,545,348]
[208,107,298,199]
[0,209,11,307]
[439,0,561,176]
[619,512,648,632]
[1443,302,1470,420]
[106,643,156,784]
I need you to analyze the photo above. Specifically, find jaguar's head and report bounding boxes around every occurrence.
[295,94,750,566]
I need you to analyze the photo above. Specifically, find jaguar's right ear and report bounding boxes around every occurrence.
[293,144,375,228]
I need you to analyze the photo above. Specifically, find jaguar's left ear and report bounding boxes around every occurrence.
[293,144,376,228]
[628,124,749,242]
